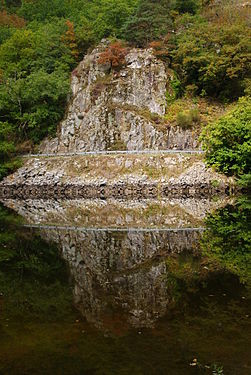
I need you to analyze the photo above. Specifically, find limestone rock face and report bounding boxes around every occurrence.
[40,41,200,154]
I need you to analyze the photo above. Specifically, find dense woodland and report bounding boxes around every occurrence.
[0,0,250,184]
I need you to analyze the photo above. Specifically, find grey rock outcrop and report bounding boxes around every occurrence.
[40,42,200,153]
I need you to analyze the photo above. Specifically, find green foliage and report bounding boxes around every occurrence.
[176,107,200,128]
[166,71,182,102]
[170,74,181,99]
[90,0,138,39]
[0,121,22,179]
[238,173,251,189]
[174,0,199,14]
[0,157,21,180]
[0,1,140,180]
[201,197,251,285]
[74,15,96,54]
[171,14,251,99]
[0,24,71,142]
[18,0,138,39]
[0,122,15,156]
[176,112,193,128]
[201,97,251,177]
[123,0,173,46]
[0,22,74,179]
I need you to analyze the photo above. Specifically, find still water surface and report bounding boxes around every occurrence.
[0,197,250,375]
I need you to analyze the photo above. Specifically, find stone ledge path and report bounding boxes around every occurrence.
[22,149,205,158]
[23,224,205,233]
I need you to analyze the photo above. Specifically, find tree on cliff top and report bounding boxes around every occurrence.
[98,41,128,70]
[122,0,173,47]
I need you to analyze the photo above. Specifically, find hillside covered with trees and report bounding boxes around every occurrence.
[0,0,250,183]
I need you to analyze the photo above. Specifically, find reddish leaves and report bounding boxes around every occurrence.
[98,42,128,70]
[0,10,26,28]
[148,38,169,61]
[62,20,79,60]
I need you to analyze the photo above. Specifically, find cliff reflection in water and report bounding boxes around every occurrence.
[2,197,242,333]
[41,227,203,330]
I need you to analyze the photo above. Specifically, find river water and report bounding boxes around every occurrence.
[0,197,250,375]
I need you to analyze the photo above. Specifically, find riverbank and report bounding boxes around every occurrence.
[0,152,235,199]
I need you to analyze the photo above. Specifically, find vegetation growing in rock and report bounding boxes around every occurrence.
[148,40,169,62]
[98,41,128,69]
[176,108,200,128]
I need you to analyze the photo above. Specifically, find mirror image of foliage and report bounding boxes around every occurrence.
[0,204,73,321]
[201,197,251,286]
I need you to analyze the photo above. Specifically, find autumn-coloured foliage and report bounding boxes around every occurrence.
[0,10,26,28]
[98,42,128,69]
[172,13,251,99]
[62,20,79,60]
[203,0,251,25]
[148,39,169,61]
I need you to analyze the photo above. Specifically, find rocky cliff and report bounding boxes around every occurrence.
[40,41,200,154]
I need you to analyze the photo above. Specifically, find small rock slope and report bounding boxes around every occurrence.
[0,153,234,199]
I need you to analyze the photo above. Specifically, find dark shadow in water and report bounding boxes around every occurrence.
[0,198,250,375]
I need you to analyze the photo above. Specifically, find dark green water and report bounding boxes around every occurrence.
[0,197,250,375]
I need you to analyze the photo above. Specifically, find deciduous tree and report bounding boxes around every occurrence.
[98,41,128,69]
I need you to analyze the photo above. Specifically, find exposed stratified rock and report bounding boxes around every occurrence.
[39,41,200,154]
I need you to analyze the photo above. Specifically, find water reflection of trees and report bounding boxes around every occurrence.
[1,196,250,331]
[0,205,73,321]
[201,196,251,286]
[0,201,250,374]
